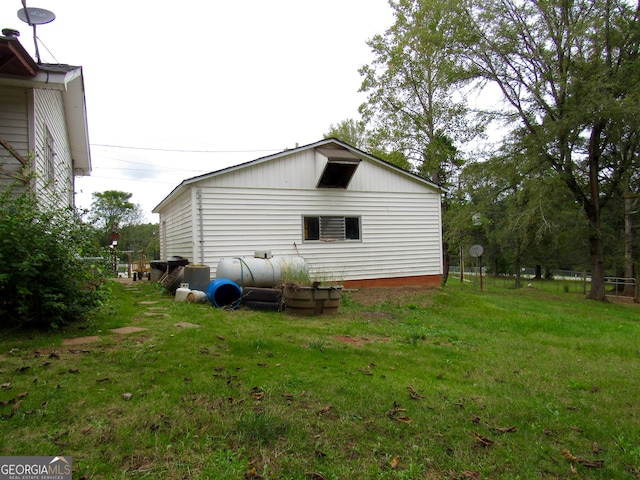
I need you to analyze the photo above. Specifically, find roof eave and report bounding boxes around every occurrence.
[152,138,447,213]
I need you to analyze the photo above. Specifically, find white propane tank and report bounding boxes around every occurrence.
[216,255,306,288]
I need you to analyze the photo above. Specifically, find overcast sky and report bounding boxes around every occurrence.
[1,1,393,221]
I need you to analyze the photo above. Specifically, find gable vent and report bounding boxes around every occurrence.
[316,147,361,189]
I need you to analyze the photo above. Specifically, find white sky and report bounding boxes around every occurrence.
[1,1,394,222]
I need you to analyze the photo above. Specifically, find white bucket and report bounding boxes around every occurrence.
[187,290,208,304]
[175,287,191,302]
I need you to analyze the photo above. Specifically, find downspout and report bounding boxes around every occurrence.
[197,187,205,264]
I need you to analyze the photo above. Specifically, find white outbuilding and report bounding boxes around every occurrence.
[152,138,445,289]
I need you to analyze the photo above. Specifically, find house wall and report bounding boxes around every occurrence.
[0,86,74,207]
[0,86,29,191]
[33,88,74,206]
[158,148,443,287]
[159,188,195,261]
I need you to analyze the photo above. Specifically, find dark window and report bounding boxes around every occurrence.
[304,217,320,241]
[303,216,361,242]
[345,217,360,240]
[317,159,360,188]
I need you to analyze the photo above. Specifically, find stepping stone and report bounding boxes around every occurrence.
[63,336,101,346]
[174,322,201,329]
[144,312,169,317]
[111,327,148,334]
[138,301,159,305]
[146,307,168,311]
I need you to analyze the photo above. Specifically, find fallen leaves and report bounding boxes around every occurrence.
[490,425,517,434]
[562,449,604,468]
[317,405,333,416]
[305,473,326,480]
[386,407,411,423]
[625,466,640,479]
[244,466,263,479]
[407,386,425,400]
[472,431,494,447]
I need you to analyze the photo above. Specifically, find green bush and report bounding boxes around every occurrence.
[0,190,110,328]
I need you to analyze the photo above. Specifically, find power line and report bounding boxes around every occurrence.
[91,144,284,154]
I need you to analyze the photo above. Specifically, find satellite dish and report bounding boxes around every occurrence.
[469,244,484,258]
[17,7,56,25]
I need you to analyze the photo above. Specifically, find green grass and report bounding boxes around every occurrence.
[1,279,639,479]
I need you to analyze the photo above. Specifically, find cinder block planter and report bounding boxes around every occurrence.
[283,285,343,315]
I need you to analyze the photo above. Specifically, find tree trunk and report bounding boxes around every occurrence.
[585,122,607,302]
[514,244,522,289]
[442,241,450,285]
[586,218,607,301]
[623,193,636,297]
[534,265,542,281]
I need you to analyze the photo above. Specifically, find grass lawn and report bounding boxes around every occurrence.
[0,279,639,479]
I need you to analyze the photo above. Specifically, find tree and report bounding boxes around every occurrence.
[358,0,475,187]
[461,0,640,300]
[324,118,414,170]
[324,119,369,149]
[359,0,480,284]
[88,190,143,245]
[118,223,160,261]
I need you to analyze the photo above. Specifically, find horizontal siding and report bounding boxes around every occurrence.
[201,149,437,194]
[196,186,442,282]
[160,189,194,260]
[0,86,29,191]
[33,89,73,206]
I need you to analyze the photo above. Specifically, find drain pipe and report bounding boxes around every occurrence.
[197,187,205,264]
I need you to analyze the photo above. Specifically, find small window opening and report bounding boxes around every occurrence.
[303,216,361,242]
[317,160,359,188]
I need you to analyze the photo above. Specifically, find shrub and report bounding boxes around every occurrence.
[0,190,110,329]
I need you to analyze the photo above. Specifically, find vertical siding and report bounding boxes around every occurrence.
[158,189,194,260]
[0,86,29,191]
[33,88,73,207]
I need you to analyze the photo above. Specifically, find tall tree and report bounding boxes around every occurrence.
[88,190,143,245]
[359,0,478,284]
[359,0,474,186]
[461,0,640,300]
[324,119,369,149]
[324,118,413,170]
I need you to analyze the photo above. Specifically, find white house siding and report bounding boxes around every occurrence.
[159,188,195,261]
[0,86,29,190]
[33,89,73,206]
[193,186,441,284]
[165,147,444,285]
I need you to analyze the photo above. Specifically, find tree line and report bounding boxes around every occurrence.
[326,0,640,301]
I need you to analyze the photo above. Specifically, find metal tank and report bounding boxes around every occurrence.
[215,254,306,288]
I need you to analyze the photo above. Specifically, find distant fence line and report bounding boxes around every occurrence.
[448,267,638,299]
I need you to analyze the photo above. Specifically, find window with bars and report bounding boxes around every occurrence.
[303,216,361,242]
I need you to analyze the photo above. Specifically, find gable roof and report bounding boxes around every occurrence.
[153,138,446,213]
[0,33,91,175]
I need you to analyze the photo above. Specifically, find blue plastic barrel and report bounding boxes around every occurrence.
[206,278,242,309]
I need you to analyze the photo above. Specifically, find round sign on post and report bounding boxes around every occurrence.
[469,244,484,292]
[17,8,56,25]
